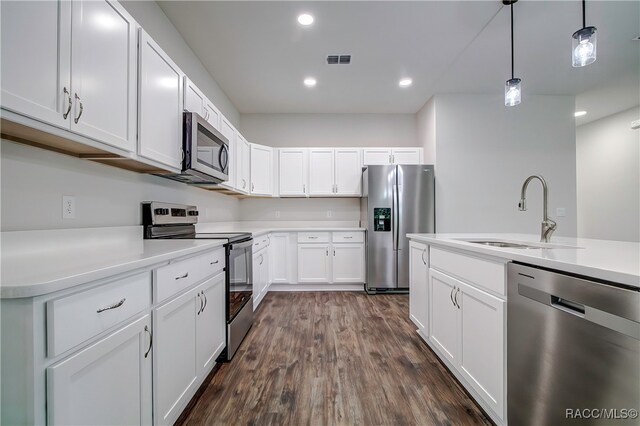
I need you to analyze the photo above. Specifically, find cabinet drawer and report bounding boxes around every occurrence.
[252,235,270,252]
[298,232,330,243]
[332,231,364,243]
[198,248,225,279]
[155,255,202,303]
[47,272,151,357]
[430,247,506,296]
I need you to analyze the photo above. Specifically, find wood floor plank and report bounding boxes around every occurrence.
[177,292,493,426]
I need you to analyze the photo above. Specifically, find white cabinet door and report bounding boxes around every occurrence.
[220,117,236,188]
[204,100,221,130]
[1,0,71,128]
[236,134,251,193]
[308,149,335,196]
[392,148,422,165]
[428,268,459,364]
[138,30,183,171]
[69,0,137,152]
[457,280,505,418]
[363,148,392,165]
[332,244,364,283]
[261,248,270,296]
[409,242,428,331]
[47,315,152,426]
[270,233,289,283]
[334,149,362,196]
[279,149,308,197]
[184,78,205,116]
[154,288,198,425]
[298,244,331,283]
[252,250,262,308]
[250,143,273,196]
[195,273,225,376]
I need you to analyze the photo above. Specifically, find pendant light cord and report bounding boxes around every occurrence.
[511,3,514,79]
[582,0,586,28]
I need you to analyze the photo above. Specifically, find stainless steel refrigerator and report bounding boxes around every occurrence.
[361,165,435,293]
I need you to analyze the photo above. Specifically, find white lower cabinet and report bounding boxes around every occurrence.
[154,271,225,425]
[332,244,364,283]
[270,233,290,283]
[409,241,428,332]
[47,315,152,426]
[298,244,331,283]
[253,244,270,309]
[427,266,505,423]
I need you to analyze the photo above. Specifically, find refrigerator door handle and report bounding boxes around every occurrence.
[392,184,398,251]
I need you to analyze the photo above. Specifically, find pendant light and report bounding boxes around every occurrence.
[504,0,521,107]
[572,0,597,67]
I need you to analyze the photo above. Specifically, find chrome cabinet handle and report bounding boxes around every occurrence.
[175,272,189,280]
[455,288,461,309]
[62,87,72,119]
[308,236,318,239]
[73,93,83,124]
[333,249,336,256]
[344,236,353,239]
[144,326,152,358]
[421,249,427,265]
[202,292,208,312]
[389,154,392,163]
[96,298,126,313]
[450,287,455,307]
[197,292,203,315]
[210,259,219,265]
[242,179,246,189]
[326,249,329,256]
[303,184,306,193]
[267,235,271,246]
[259,254,264,265]
[251,183,255,192]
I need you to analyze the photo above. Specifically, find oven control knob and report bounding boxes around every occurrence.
[188,210,199,216]
[154,208,169,216]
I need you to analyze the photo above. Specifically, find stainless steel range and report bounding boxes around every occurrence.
[142,201,253,361]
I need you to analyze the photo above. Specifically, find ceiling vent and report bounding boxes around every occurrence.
[327,55,351,65]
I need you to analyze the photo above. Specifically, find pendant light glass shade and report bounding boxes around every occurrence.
[572,26,597,67]
[505,78,521,106]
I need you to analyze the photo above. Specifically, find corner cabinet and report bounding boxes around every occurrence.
[1,0,138,152]
[410,242,507,425]
[47,315,152,425]
[138,29,184,171]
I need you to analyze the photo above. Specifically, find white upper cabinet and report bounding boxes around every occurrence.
[184,78,206,116]
[219,117,236,188]
[204,100,221,130]
[138,29,184,171]
[334,148,362,196]
[1,0,71,129]
[236,134,251,194]
[363,148,423,165]
[309,149,335,196]
[250,143,272,196]
[279,148,308,197]
[363,148,392,165]
[1,0,137,153]
[70,0,137,151]
[392,148,422,165]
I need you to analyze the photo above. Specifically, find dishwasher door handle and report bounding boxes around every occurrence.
[551,296,585,317]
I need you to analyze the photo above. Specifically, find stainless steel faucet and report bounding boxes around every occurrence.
[518,175,557,242]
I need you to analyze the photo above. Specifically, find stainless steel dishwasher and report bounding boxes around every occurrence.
[507,262,640,425]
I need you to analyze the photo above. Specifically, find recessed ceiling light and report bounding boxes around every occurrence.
[399,78,412,88]
[574,110,587,117]
[297,14,314,26]
[303,77,317,87]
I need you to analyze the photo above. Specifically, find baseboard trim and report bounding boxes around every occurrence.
[268,283,364,292]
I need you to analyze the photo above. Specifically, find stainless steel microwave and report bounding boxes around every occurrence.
[159,112,229,185]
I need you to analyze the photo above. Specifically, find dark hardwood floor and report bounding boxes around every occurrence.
[177,292,492,426]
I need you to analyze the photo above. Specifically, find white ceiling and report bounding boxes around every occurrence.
[159,1,640,117]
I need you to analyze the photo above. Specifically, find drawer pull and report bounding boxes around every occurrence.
[344,236,353,239]
[308,236,318,239]
[96,298,126,313]
[175,272,189,280]
[144,326,152,358]
[210,260,219,265]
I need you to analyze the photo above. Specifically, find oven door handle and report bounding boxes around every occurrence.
[229,239,253,251]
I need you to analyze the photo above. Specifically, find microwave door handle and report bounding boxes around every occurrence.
[219,144,229,171]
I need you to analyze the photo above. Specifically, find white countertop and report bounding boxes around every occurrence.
[196,221,365,236]
[407,233,640,288]
[1,227,225,299]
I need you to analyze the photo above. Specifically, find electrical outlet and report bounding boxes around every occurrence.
[556,207,566,217]
[326,210,332,218]
[62,195,76,219]
[275,210,280,218]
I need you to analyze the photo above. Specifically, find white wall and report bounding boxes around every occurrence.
[239,113,417,147]
[239,197,361,223]
[419,94,577,236]
[121,1,240,127]
[416,96,436,165]
[0,140,239,231]
[576,106,640,242]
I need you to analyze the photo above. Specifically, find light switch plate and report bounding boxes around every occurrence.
[556,207,566,217]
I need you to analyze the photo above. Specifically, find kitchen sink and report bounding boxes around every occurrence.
[456,239,581,250]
